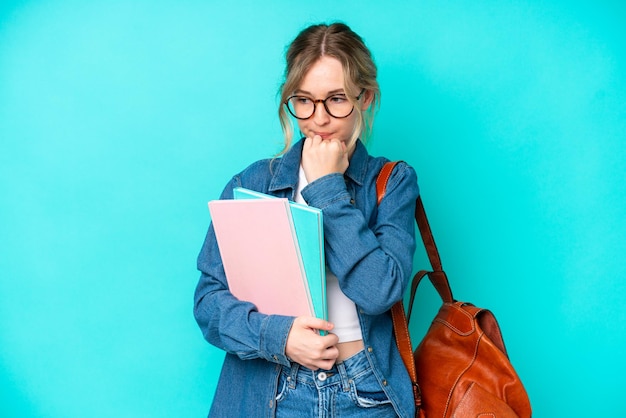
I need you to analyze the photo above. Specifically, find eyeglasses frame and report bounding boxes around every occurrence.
[284,88,366,120]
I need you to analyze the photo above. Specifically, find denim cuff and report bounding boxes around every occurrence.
[301,173,351,209]
[259,314,294,366]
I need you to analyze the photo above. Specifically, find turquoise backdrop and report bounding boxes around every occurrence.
[1,1,625,416]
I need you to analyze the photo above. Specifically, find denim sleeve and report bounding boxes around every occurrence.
[301,163,419,316]
[193,177,293,366]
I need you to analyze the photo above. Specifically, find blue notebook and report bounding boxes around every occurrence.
[233,187,327,324]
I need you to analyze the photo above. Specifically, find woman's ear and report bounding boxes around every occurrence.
[360,90,374,110]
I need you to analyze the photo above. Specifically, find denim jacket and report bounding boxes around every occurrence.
[194,139,419,417]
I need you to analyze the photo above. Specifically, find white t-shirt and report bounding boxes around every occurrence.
[295,166,363,343]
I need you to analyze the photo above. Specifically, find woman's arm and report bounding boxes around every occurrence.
[302,162,419,315]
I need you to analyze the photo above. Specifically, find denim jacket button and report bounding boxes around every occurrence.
[317,372,328,381]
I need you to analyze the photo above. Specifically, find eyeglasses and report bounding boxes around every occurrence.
[285,89,365,120]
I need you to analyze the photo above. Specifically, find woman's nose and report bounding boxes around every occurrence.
[312,102,331,125]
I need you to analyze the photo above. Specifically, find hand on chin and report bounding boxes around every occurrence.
[301,135,349,182]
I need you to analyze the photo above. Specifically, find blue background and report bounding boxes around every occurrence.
[1,1,625,416]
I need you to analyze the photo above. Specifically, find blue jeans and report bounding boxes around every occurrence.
[275,350,398,418]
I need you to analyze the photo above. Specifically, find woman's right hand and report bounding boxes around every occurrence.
[285,317,339,371]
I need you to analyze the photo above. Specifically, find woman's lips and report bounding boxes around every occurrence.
[315,132,333,140]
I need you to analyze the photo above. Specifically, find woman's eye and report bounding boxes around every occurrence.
[295,97,312,104]
[328,95,348,103]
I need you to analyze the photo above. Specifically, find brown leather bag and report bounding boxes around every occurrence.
[376,162,532,418]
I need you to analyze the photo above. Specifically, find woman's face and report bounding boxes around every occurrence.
[294,56,366,154]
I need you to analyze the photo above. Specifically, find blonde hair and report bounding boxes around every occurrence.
[277,23,380,155]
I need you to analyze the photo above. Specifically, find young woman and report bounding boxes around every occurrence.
[194,22,419,418]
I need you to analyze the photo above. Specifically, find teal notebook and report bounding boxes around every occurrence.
[233,187,327,325]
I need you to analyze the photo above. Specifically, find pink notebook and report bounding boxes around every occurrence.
[208,198,313,317]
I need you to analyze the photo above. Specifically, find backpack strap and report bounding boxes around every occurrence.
[376,161,453,306]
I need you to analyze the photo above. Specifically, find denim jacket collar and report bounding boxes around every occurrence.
[268,138,369,196]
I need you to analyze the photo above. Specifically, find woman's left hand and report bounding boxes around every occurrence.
[301,135,349,183]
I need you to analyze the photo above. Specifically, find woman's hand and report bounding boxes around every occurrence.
[285,317,339,370]
[301,135,349,183]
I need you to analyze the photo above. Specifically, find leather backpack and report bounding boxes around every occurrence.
[377,161,532,418]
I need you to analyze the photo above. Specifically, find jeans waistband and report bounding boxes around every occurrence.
[282,350,370,390]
